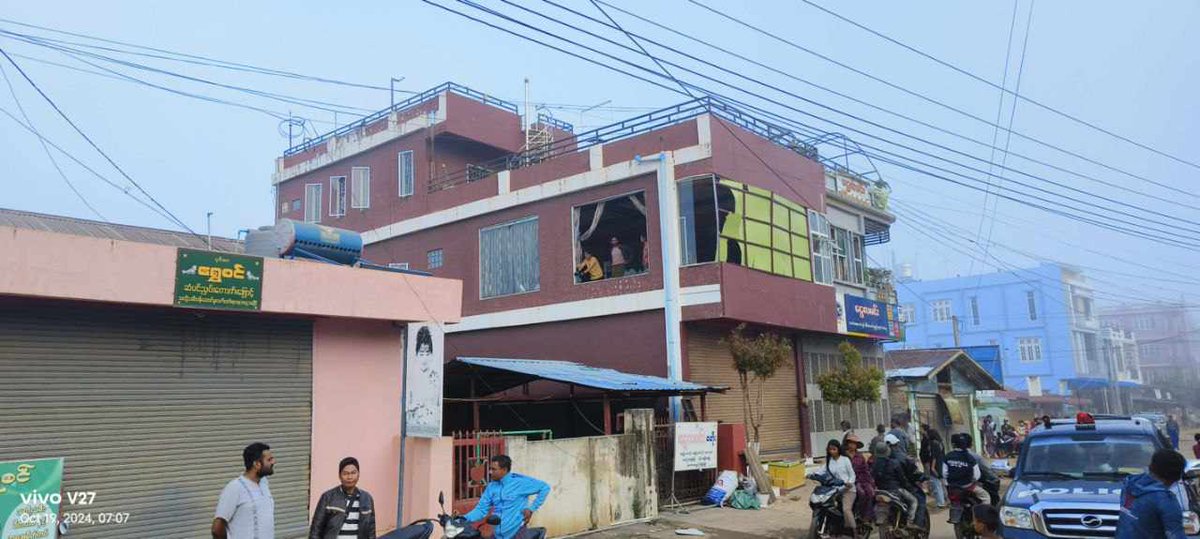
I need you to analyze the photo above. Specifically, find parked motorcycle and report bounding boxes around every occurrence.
[806,470,873,539]
[947,485,984,539]
[993,433,1017,459]
[381,492,509,539]
[874,488,930,539]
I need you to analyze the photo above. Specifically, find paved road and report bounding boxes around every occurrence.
[581,488,963,539]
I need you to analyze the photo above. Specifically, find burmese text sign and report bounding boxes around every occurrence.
[674,422,718,472]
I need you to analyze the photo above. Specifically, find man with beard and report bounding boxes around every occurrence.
[214,442,276,539]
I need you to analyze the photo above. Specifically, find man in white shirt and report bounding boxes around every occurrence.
[213,442,276,539]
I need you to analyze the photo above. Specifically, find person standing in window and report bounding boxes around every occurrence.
[576,251,603,282]
[609,237,627,278]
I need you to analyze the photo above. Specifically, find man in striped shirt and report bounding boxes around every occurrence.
[309,457,376,539]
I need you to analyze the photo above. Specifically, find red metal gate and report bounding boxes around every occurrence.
[451,431,506,514]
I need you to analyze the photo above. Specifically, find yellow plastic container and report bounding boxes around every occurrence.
[768,461,806,490]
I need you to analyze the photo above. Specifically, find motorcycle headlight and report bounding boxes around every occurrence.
[444,523,464,538]
[1183,511,1199,535]
[1001,506,1034,530]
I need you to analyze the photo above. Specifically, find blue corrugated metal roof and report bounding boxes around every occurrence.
[960,345,1003,384]
[454,357,724,394]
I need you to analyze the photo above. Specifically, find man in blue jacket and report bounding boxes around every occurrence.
[464,455,551,539]
[1116,449,1186,539]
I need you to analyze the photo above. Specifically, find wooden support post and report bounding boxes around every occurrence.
[700,393,708,422]
[603,394,613,435]
[471,379,481,432]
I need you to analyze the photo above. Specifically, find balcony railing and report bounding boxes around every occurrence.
[283,82,520,157]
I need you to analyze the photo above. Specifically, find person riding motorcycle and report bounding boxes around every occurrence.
[872,434,921,526]
[943,433,992,506]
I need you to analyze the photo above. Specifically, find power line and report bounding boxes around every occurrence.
[977,0,1036,281]
[794,0,1200,172]
[969,0,1021,277]
[0,61,106,221]
[0,30,375,117]
[0,17,663,116]
[0,104,184,225]
[456,0,1200,246]
[420,0,1200,253]
[0,47,197,234]
[890,200,1180,305]
[0,17,401,93]
[892,196,1200,287]
[586,1,1200,216]
[686,0,1200,201]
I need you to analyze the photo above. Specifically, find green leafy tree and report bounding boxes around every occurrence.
[725,324,793,445]
[818,341,885,405]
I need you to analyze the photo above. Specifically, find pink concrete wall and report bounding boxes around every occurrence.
[311,318,405,533]
[401,437,455,528]
[0,226,462,324]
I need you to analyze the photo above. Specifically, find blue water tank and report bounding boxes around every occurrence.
[273,219,364,265]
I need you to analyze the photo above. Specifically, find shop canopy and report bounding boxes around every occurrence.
[444,357,727,434]
[445,357,726,398]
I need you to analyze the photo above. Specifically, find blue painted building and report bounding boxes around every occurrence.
[889,263,1104,396]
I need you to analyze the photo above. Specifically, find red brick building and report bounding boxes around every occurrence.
[272,83,899,457]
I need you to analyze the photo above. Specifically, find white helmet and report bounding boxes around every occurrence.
[884,433,901,446]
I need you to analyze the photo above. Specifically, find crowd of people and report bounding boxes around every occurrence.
[211,443,549,539]
[826,415,999,536]
[828,413,1193,539]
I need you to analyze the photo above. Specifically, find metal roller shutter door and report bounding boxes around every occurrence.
[686,326,802,457]
[0,303,313,538]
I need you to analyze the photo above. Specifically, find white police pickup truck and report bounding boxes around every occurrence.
[999,413,1199,538]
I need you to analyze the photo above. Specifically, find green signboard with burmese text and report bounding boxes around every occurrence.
[1,457,64,539]
[174,249,263,311]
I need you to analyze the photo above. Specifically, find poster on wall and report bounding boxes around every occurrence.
[1,457,64,539]
[674,422,718,472]
[405,322,444,438]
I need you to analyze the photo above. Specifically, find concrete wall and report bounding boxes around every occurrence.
[401,437,455,529]
[311,318,406,533]
[503,410,657,537]
[0,225,463,324]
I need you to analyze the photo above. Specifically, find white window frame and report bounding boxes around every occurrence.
[1018,337,1043,363]
[351,166,371,209]
[398,150,414,197]
[1026,290,1038,320]
[970,296,981,326]
[479,216,540,300]
[931,300,952,322]
[304,183,322,223]
[899,304,915,325]
[280,201,289,214]
[1027,376,1043,397]
[830,226,864,285]
[427,248,444,270]
[808,210,833,285]
[329,176,347,217]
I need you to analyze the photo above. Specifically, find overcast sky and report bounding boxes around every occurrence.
[2,0,1197,306]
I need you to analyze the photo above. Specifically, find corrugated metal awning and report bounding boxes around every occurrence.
[446,357,727,398]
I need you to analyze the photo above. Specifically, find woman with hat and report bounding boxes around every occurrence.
[844,433,876,526]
